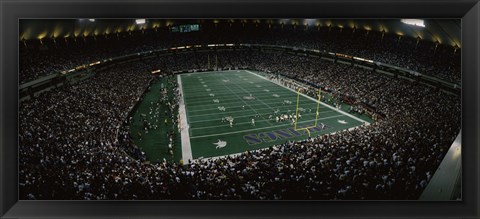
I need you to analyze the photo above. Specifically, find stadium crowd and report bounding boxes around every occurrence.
[19,49,460,200]
[20,24,460,84]
[19,62,153,199]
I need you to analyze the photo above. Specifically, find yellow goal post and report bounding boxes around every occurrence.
[294,88,322,134]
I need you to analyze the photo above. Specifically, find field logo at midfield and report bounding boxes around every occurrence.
[214,139,228,149]
[243,124,332,145]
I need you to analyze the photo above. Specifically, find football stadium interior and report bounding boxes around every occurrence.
[19,19,461,200]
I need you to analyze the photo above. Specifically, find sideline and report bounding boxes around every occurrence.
[177,75,193,164]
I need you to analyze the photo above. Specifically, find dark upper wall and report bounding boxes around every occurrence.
[19,19,461,48]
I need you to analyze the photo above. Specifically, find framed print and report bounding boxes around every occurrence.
[1,0,479,218]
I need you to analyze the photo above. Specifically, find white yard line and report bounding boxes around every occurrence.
[183,83,285,91]
[179,70,237,76]
[245,70,371,125]
[185,91,292,99]
[187,101,324,113]
[187,95,304,107]
[189,108,335,124]
[185,83,283,90]
[190,114,345,139]
[184,91,295,103]
[177,75,193,164]
[190,115,324,131]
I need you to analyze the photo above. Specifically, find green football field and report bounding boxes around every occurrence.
[178,70,370,161]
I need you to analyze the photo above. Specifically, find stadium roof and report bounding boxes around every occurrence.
[19,19,461,48]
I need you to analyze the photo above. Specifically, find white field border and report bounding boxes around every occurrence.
[177,75,193,164]
[245,70,371,125]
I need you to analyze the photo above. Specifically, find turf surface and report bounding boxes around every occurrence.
[129,76,182,163]
[180,70,369,159]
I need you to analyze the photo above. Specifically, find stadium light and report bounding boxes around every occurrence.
[135,19,146,25]
[401,19,425,27]
[89,19,95,22]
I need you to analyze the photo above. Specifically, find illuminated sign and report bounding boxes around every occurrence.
[170,24,200,33]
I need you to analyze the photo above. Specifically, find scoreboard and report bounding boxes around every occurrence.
[170,24,200,33]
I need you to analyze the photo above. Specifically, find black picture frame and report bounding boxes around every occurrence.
[1,0,479,218]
